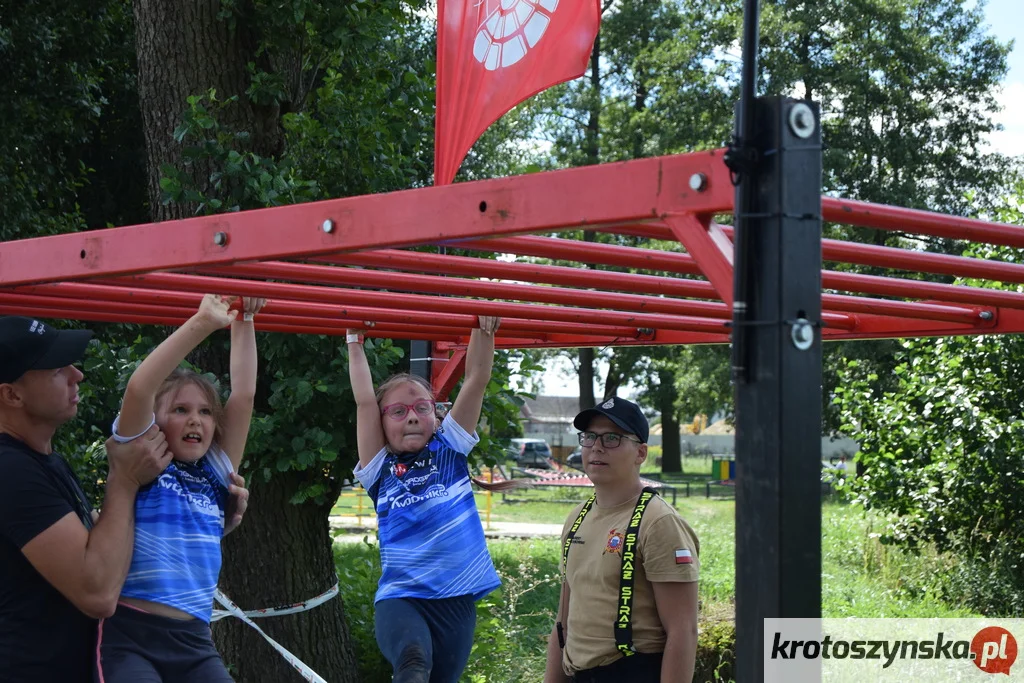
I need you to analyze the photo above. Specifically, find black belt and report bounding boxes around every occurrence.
[572,651,664,683]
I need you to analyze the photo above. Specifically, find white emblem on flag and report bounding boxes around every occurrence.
[602,398,615,409]
[675,548,693,565]
[473,0,559,71]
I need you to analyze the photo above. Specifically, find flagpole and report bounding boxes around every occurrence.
[731,0,760,385]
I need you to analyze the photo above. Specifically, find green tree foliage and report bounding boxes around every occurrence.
[0,0,144,238]
[832,177,1024,615]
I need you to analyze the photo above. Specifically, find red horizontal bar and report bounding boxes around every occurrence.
[0,151,733,287]
[10,282,646,338]
[204,261,733,320]
[96,273,733,334]
[822,197,1024,248]
[313,249,714,299]
[322,248,982,325]
[712,224,1024,285]
[822,270,1024,311]
[456,236,704,275]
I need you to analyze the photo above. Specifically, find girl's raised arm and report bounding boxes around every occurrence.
[118,295,236,438]
[347,331,386,468]
[448,316,500,435]
[219,297,265,470]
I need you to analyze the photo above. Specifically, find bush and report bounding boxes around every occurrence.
[335,537,737,682]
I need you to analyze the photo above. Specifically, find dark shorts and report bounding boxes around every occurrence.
[95,603,233,683]
[374,594,477,683]
[572,651,664,683]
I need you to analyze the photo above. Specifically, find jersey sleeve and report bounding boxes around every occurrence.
[641,512,700,583]
[435,413,479,456]
[353,446,389,489]
[204,444,235,488]
[0,453,79,549]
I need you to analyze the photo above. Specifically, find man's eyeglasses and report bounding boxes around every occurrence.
[578,431,643,449]
[381,399,435,420]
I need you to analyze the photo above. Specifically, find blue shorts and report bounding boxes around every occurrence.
[375,594,477,683]
[95,603,233,683]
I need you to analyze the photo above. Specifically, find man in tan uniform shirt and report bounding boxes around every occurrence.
[543,397,699,683]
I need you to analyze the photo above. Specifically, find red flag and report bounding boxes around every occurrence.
[435,0,601,186]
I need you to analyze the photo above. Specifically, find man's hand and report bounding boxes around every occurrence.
[224,472,249,535]
[105,426,171,490]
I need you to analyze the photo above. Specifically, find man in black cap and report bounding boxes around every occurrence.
[544,396,700,683]
[0,316,247,682]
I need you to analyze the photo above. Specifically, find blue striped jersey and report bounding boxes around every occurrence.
[113,415,232,622]
[354,415,500,603]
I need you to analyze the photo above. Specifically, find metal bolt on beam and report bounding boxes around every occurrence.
[322,219,335,234]
[689,173,708,192]
[213,232,228,247]
[979,310,994,320]
[790,318,814,350]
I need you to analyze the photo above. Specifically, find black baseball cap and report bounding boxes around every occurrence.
[0,317,93,384]
[574,396,649,443]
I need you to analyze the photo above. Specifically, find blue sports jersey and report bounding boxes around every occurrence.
[354,415,500,603]
[112,417,232,622]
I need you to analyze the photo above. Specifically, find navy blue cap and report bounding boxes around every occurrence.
[573,396,649,443]
[0,317,92,384]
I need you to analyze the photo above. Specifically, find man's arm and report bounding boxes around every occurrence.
[652,580,699,683]
[20,429,170,618]
[543,581,572,683]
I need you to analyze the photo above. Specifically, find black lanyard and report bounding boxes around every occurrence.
[561,487,659,657]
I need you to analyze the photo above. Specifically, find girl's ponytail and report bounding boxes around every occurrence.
[471,476,530,492]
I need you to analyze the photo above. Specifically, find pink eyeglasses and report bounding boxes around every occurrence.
[380,399,435,420]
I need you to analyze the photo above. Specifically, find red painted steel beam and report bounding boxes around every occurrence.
[821,294,987,325]
[664,213,734,306]
[598,219,1024,288]
[312,250,714,299]
[9,282,646,338]
[318,248,984,325]
[456,236,704,275]
[0,151,733,287]
[202,261,734,320]
[822,197,1024,248]
[96,272,737,334]
[822,270,1024,312]
[712,224,1024,285]
[432,349,467,399]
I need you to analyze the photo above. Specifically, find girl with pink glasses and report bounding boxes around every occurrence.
[346,316,510,683]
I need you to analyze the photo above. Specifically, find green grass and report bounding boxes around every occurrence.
[335,497,986,682]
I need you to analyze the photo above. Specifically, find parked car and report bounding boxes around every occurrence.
[566,446,583,468]
[507,438,554,469]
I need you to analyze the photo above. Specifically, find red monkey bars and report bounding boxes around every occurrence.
[2,148,1023,369]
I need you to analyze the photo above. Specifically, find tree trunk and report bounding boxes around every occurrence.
[132,1,356,679]
[215,470,358,683]
[658,369,682,473]
[579,347,596,411]
[133,0,282,220]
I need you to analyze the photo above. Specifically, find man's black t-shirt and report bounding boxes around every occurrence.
[0,433,97,683]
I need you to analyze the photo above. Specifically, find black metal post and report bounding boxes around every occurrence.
[733,96,823,681]
[410,340,431,383]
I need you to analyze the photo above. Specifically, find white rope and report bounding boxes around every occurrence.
[212,582,339,683]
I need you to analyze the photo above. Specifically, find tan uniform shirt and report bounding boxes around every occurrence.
[560,494,699,674]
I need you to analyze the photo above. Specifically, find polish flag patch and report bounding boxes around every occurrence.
[675,549,693,565]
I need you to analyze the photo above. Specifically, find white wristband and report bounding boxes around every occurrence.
[243,312,254,322]
[346,333,363,344]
